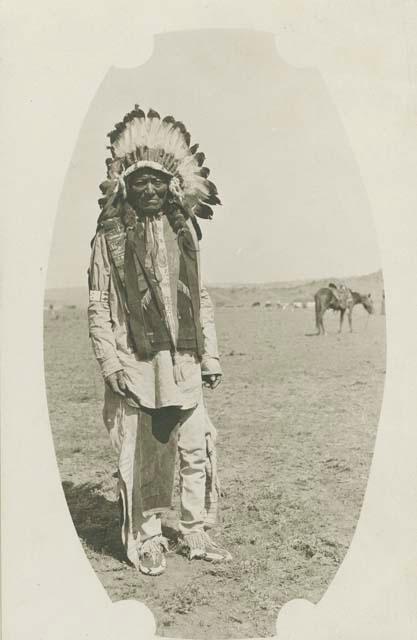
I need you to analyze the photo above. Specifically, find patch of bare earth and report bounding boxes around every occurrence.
[44,304,385,638]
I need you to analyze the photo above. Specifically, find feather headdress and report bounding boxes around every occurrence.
[101,105,221,220]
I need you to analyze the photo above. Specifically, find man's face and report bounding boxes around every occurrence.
[126,168,170,215]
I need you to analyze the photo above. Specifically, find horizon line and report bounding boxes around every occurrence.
[46,268,383,292]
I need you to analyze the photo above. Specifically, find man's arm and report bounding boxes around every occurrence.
[200,283,222,385]
[187,218,222,387]
[88,231,124,386]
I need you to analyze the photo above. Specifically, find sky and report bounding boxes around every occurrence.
[47,29,381,289]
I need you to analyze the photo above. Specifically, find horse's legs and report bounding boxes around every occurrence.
[315,298,326,335]
[319,310,326,335]
[315,297,321,335]
[348,309,353,332]
[339,309,345,333]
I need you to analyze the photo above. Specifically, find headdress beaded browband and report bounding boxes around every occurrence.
[98,106,221,221]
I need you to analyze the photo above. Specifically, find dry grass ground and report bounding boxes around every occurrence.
[44,301,385,639]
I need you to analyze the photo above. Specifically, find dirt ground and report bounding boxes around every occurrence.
[44,303,385,639]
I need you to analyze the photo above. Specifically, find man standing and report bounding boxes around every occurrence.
[88,106,231,576]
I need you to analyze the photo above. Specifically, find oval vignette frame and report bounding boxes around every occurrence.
[46,24,387,638]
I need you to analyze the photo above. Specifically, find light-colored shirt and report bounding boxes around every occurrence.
[88,215,221,410]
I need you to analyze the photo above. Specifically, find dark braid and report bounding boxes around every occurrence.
[165,201,203,242]
[165,203,189,236]
[121,201,138,229]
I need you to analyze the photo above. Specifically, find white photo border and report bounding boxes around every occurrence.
[3,2,417,639]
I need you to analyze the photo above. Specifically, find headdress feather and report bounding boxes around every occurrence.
[103,105,221,219]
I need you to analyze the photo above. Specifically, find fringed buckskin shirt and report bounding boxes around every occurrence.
[88,215,221,411]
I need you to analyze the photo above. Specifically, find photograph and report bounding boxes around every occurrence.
[42,28,386,639]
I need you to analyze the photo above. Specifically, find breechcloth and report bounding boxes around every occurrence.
[131,406,179,524]
[103,386,178,523]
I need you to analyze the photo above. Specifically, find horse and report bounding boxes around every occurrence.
[314,287,374,335]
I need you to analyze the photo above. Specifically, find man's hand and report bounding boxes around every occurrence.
[105,370,127,397]
[202,373,222,390]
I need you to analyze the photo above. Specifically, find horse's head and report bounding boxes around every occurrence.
[361,293,374,314]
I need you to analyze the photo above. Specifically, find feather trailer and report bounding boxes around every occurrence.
[146,109,162,149]
[123,117,140,155]
[173,120,187,135]
[204,193,222,206]
[199,166,210,178]
[109,121,126,148]
[172,121,191,153]
[123,109,136,124]
[194,203,214,219]
[206,180,221,204]
[173,121,191,147]
[99,179,113,195]
[131,117,147,152]
[195,176,222,206]
[194,152,206,167]
[162,115,176,125]
[134,105,145,118]
[147,108,160,119]
[164,123,187,160]
[207,179,218,195]
[190,174,211,198]
[108,129,119,144]
[176,153,199,175]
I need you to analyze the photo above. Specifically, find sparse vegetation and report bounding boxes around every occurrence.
[44,277,385,639]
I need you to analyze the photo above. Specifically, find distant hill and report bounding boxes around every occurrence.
[209,270,384,307]
[45,270,384,309]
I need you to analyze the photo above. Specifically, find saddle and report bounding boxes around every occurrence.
[328,283,352,309]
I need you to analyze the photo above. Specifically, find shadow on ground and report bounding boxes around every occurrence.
[62,481,181,562]
[62,481,126,562]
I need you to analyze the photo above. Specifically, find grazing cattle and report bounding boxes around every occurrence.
[314,287,374,335]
